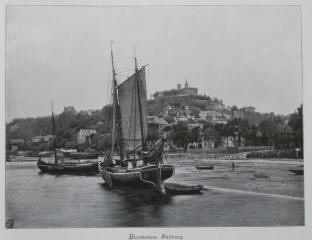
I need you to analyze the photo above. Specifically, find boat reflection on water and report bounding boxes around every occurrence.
[37,169,99,177]
[98,183,177,226]
[100,183,174,206]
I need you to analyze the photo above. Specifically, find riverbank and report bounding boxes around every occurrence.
[165,151,303,161]
[167,158,304,198]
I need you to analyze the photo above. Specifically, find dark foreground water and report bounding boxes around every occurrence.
[5,159,304,228]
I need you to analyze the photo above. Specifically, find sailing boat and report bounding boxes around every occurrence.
[37,102,99,174]
[98,45,175,193]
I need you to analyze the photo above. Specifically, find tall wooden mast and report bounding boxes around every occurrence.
[110,42,123,159]
[51,101,58,164]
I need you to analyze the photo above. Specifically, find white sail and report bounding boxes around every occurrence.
[117,67,148,152]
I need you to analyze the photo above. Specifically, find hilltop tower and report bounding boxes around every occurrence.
[185,78,189,88]
[176,78,198,96]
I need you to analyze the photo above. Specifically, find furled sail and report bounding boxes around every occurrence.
[117,67,148,152]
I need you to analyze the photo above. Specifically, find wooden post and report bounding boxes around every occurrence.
[155,139,166,196]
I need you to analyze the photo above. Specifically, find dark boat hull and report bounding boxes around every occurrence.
[196,165,214,170]
[37,159,99,174]
[99,163,175,187]
[63,152,99,160]
[289,169,304,175]
[164,182,203,194]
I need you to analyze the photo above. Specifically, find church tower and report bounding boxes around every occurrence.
[184,78,189,88]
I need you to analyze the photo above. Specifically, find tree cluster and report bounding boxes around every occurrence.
[167,105,303,150]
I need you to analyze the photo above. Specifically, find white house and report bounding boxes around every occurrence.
[77,129,97,144]
[199,110,219,120]
[148,116,169,131]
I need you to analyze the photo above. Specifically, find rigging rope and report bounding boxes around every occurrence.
[133,75,138,158]
[128,74,136,155]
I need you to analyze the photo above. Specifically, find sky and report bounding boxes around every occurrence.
[6,5,302,122]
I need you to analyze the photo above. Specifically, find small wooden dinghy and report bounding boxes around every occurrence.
[164,182,203,194]
[289,169,304,175]
[196,165,214,170]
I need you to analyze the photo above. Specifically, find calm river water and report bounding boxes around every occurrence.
[5,159,304,228]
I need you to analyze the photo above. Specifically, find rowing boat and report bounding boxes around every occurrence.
[164,183,203,194]
[196,165,214,170]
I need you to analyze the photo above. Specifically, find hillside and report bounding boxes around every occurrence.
[6,83,302,152]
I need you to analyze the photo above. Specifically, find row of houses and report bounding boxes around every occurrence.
[198,110,230,124]
[160,99,245,126]
[147,115,248,149]
[29,130,98,145]
[171,109,244,125]
[9,129,97,151]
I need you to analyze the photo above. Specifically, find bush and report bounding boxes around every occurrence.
[246,149,302,159]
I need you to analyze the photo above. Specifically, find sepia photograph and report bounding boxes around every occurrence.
[2,1,307,234]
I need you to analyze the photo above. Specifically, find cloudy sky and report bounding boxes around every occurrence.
[6,5,302,121]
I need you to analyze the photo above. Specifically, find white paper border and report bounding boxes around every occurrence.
[1,0,311,239]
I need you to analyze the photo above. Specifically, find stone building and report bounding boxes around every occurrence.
[177,79,198,96]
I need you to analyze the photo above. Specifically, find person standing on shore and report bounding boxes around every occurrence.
[232,162,235,171]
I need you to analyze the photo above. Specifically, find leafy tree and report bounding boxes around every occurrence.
[245,125,259,146]
[169,123,188,148]
[65,141,76,149]
[288,105,303,149]
[188,126,200,143]
[202,123,217,147]
[147,123,160,143]
[231,105,238,112]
